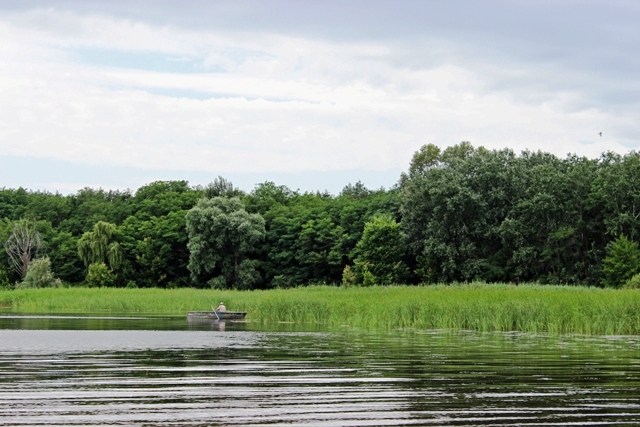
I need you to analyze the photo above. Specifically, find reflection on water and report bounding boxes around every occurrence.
[0,315,639,426]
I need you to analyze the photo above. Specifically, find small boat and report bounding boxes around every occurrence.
[187,311,247,321]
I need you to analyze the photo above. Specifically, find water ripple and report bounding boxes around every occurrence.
[0,325,639,426]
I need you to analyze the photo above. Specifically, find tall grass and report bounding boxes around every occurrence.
[1,284,639,334]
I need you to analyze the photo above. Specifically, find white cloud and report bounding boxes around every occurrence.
[0,7,636,183]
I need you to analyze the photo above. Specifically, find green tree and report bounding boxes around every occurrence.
[340,181,372,199]
[351,215,410,285]
[186,197,265,289]
[589,152,640,240]
[401,143,604,285]
[601,235,640,288]
[19,191,72,229]
[202,176,245,199]
[59,188,132,235]
[77,221,123,271]
[295,216,344,283]
[0,188,27,220]
[48,231,84,283]
[131,180,199,220]
[402,143,510,282]
[16,257,61,289]
[86,262,116,288]
[119,211,190,288]
[244,181,297,215]
[257,184,401,288]
[407,143,441,176]
[498,154,600,284]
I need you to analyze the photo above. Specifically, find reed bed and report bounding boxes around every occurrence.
[1,284,639,334]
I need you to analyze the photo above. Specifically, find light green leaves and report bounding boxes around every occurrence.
[186,197,265,289]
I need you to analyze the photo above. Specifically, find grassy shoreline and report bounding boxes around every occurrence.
[1,284,639,334]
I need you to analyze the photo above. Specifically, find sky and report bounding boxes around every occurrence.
[0,0,639,194]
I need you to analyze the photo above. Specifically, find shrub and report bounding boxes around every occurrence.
[624,273,640,289]
[16,257,62,289]
[341,265,356,287]
[208,276,227,289]
[601,236,640,288]
[86,262,116,288]
[272,274,294,289]
[361,265,377,287]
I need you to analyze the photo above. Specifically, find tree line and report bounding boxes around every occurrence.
[2,143,640,289]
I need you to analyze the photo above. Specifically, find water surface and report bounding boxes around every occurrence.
[1,314,639,426]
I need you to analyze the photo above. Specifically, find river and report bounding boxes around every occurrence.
[1,315,639,426]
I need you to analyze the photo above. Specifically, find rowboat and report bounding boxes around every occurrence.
[187,311,247,321]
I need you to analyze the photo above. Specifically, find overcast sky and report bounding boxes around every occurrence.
[0,0,638,194]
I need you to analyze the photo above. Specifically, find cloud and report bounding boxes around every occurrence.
[0,4,638,193]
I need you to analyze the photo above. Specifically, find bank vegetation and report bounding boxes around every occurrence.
[2,143,640,290]
[1,285,639,334]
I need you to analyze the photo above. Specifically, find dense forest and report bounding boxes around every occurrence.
[2,142,640,289]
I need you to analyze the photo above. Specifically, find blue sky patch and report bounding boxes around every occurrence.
[71,49,209,73]
[0,155,403,195]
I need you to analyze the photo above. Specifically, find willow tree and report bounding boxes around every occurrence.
[186,197,265,289]
[77,221,123,271]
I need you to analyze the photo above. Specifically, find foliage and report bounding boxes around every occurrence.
[0,177,409,289]
[77,221,123,270]
[601,236,640,288]
[132,180,200,220]
[119,211,190,288]
[624,273,640,289]
[3,285,640,334]
[258,185,401,287]
[340,181,372,199]
[401,143,620,285]
[16,257,61,289]
[589,152,640,240]
[201,176,245,199]
[86,262,116,288]
[352,215,409,285]
[1,146,640,289]
[341,265,356,287]
[48,231,84,283]
[244,181,298,215]
[57,188,132,235]
[361,266,377,286]
[186,197,265,289]
[0,266,10,289]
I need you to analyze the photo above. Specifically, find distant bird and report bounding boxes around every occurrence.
[599,132,602,137]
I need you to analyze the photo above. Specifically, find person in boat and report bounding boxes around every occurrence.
[216,302,226,313]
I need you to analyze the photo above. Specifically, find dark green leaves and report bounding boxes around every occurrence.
[602,236,640,288]
[186,197,265,289]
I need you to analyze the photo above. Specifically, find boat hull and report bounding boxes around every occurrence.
[187,311,246,321]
